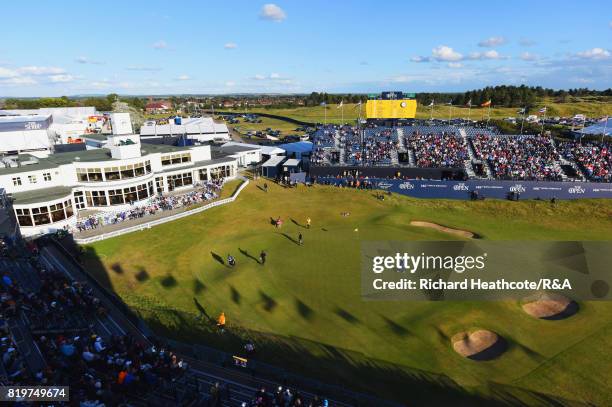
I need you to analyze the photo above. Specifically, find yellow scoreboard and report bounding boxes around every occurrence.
[366,99,417,119]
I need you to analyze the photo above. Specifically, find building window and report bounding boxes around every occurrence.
[73,191,85,210]
[43,172,52,181]
[49,202,66,222]
[161,153,191,166]
[198,169,208,181]
[108,189,124,205]
[31,206,51,225]
[155,177,164,193]
[104,167,121,180]
[85,190,108,207]
[12,177,22,186]
[15,208,33,227]
[28,175,37,184]
[64,200,74,218]
[167,172,193,191]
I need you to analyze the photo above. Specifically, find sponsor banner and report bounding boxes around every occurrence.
[0,116,52,133]
[315,177,612,200]
[362,241,612,301]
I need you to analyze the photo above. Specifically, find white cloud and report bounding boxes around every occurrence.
[448,62,463,68]
[260,4,286,22]
[520,52,539,61]
[48,74,75,83]
[609,20,612,28]
[125,66,163,71]
[478,36,506,47]
[468,50,507,60]
[224,42,238,49]
[0,76,37,85]
[270,72,280,79]
[152,40,168,49]
[76,56,104,65]
[19,66,65,75]
[410,56,430,63]
[432,45,463,61]
[252,74,266,80]
[0,67,18,78]
[176,75,191,81]
[576,47,611,60]
[225,81,236,87]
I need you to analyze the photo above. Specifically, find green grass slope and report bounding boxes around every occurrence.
[82,181,612,405]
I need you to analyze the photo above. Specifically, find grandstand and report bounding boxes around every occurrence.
[309,121,611,183]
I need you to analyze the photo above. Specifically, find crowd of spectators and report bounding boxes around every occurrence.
[471,134,563,180]
[560,140,611,182]
[406,131,468,168]
[75,180,223,232]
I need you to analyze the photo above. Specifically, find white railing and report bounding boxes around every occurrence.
[74,177,249,244]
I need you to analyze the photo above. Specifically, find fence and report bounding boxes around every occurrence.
[74,177,249,244]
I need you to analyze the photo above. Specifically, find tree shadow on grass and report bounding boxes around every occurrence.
[259,291,277,312]
[295,299,314,321]
[193,279,206,295]
[135,267,149,282]
[160,274,177,288]
[239,248,261,264]
[335,307,360,324]
[229,285,241,305]
[111,263,124,274]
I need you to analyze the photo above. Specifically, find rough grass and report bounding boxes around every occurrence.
[81,181,612,405]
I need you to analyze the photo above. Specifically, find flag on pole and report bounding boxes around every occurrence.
[320,102,326,106]
[427,100,434,107]
[539,107,547,113]
[466,99,472,107]
[337,101,343,109]
[517,107,526,114]
[481,100,492,107]
[446,100,453,105]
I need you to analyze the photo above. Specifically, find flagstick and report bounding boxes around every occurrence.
[520,108,525,135]
[448,104,452,124]
[487,104,491,126]
[541,107,546,135]
[467,104,472,124]
[602,116,608,143]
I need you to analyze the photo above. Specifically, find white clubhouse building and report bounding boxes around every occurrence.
[1,134,239,237]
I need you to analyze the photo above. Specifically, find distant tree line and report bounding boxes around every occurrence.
[2,93,145,112]
[416,86,612,108]
[303,93,367,106]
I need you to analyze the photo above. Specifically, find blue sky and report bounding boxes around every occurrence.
[1,1,610,96]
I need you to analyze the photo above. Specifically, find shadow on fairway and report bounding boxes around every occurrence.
[111,263,124,274]
[335,307,360,324]
[259,291,277,312]
[295,299,314,321]
[290,218,305,228]
[279,232,300,245]
[193,297,213,324]
[239,248,261,264]
[135,267,149,282]
[193,279,206,294]
[380,315,410,337]
[160,274,177,288]
[229,285,242,304]
[210,251,225,266]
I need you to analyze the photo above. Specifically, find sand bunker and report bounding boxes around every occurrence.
[452,329,506,360]
[410,221,477,239]
[522,292,578,320]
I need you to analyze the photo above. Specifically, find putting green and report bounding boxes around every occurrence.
[82,180,612,405]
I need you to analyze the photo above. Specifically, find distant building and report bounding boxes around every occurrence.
[140,117,230,142]
[145,101,172,114]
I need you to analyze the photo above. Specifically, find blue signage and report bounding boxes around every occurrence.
[314,178,612,200]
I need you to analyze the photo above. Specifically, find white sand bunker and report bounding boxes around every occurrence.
[410,221,477,239]
[452,329,506,361]
[522,292,578,320]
